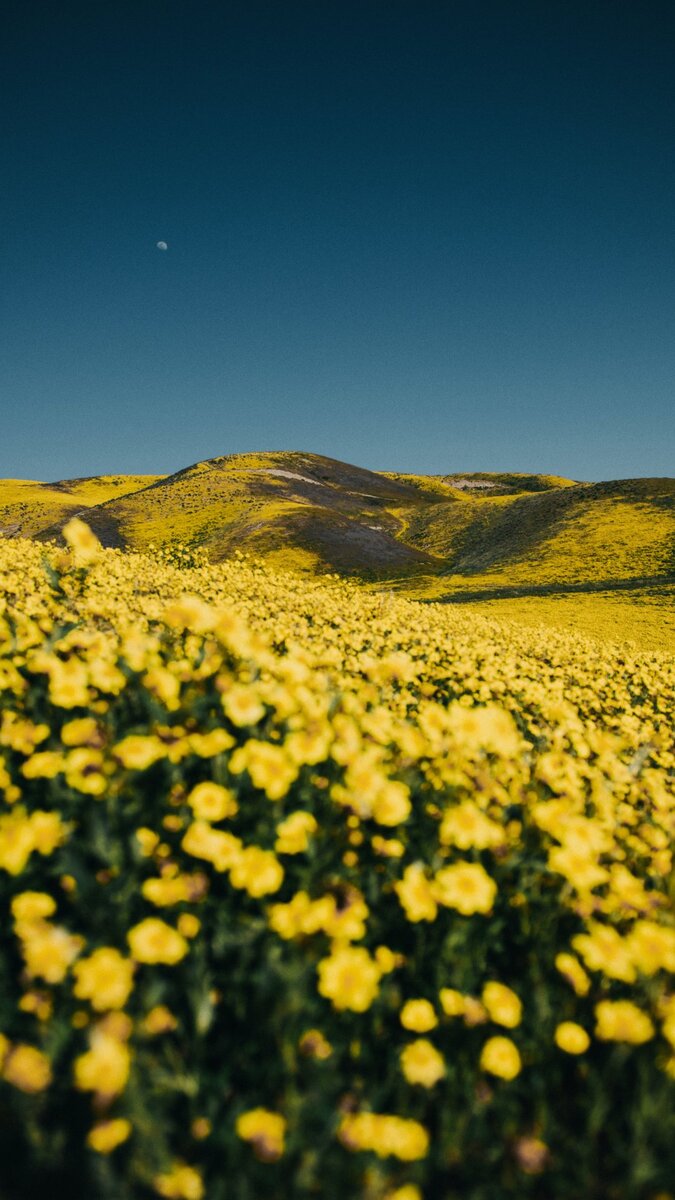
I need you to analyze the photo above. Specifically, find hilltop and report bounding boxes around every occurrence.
[1,451,673,650]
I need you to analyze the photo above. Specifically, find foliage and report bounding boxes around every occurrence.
[0,525,673,1198]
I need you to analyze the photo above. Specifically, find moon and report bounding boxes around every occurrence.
[156,240,168,251]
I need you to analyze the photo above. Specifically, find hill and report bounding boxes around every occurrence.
[0,474,164,539]
[1,453,588,576]
[1,452,673,650]
[32,452,446,576]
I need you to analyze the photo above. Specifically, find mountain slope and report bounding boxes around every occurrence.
[401,477,675,594]
[0,475,164,539]
[35,452,445,577]
[1,455,673,604]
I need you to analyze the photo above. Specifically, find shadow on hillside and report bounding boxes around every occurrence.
[435,574,675,603]
[436,479,675,577]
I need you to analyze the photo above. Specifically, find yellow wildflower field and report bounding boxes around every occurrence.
[0,522,673,1199]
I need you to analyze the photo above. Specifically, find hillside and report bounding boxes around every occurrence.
[1,452,673,650]
[0,453,589,577]
[0,474,164,539]
[399,476,675,592]
[31,452,445,577]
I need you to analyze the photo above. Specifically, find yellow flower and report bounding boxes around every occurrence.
[163,593,216,633]
[187,781,238,822]
[29,810,67,856]
[229,846,284,897]
[236,1108,286,1161]
[338,1112,429,1160]
[463,997,488,1026]
[48,658,91,708]
[19,990,52,1021]
[400,999,438,1033]
[142,1005,178,1036]
[181,821,243,871]
[322,887,369,942]
[371,779,411,826]
[2,1044,52,1093]
[555,1022,590,1054]
[268,891,319,939]
[21,751,64,779]
[61,717,100,746]
[225,844,281,892]
[62,517,101,565]
[554,952,590,996]
[572,924,636,983]
[400,1039,446,1087]
[275,810,318,854]
[439,988,466,1017]
[372,835,405,858]
[74,1031,131,1096]
[127,918,189,965]
[317,945,381,1012]
[142,876,191,906]
[626,921,675,975]
[229,740,299,801]
[481,982,522,1028]
[143,666,180,709]
[0,809,36,874]
[434,863,497,915]
[114,735,165,771]
[222,685,266,728]
[440,802,502,850]
[19,922,83,983]
[136,827,161,856]
[87,1118,132,1153]
[11,891,56,922]
[189,729,235,757]
[395,864,438,923]
[447,703,521,756]
[548,845,610,892]
[375,945,403,973]
[72,948,135,1011]
[298,1029,333,1059]
[385,1188,422,1200]
[98,1011,133,1041]
[177,913,201,939]
[594,1000,654,1044]
[479,1036,522,1080]
[153,1163,205,1199]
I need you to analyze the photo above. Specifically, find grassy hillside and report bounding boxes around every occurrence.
[0,475,164,539]
[35,452,444,578]
[401,478,675,589]
[1,454,673,651]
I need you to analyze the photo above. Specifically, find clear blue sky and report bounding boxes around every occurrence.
[2,0,674,482]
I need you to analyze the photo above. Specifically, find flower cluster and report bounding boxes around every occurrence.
[0,527,672,1198]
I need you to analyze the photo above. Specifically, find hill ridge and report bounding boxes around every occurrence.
[0,452,673,610]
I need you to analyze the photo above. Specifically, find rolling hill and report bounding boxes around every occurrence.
[1,451,673,650]
[0,474,163,540]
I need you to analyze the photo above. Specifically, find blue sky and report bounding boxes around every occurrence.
[2,0,674,482]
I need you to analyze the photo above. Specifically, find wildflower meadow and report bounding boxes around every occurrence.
[0,520,673,1199]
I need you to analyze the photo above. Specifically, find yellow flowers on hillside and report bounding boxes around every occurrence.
[0,530,672,1198]
[236,1108,287,1161]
